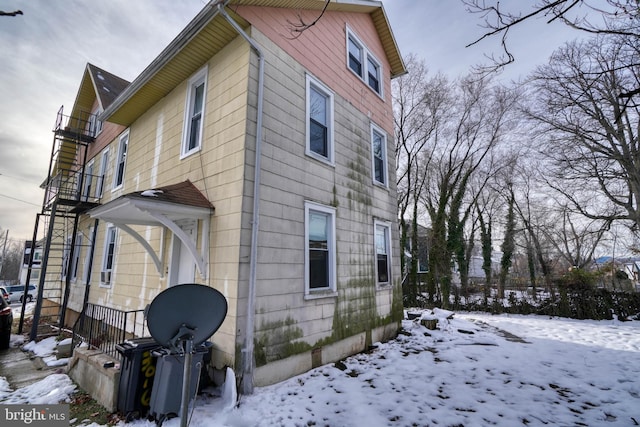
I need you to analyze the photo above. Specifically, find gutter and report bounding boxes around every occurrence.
[215,0,264,395]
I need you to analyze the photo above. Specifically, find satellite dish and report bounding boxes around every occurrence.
[146,283,227,349]
[146,284,227,427]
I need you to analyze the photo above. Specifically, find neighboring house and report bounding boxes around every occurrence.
[19,240,43,286]
[402,222,430,275]
[27,0,406,397]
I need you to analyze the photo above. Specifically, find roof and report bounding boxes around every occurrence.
[101,0,404,126]
[127,180,214,210]
[88,180,214,226]
[71,64,130,119]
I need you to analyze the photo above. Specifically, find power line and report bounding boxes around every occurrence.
[0,192,40,207]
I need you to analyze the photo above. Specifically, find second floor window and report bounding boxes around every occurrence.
[306,74,334,164]
[182,66,208,158]
[97,148,109,198]
[371,124,387,186]
[113,131,128,189]
[82,160,94,201]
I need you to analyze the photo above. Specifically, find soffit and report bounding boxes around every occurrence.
[101,0,404,126]
[103,9,247,126]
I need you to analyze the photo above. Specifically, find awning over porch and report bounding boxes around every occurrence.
[88,180,214,278]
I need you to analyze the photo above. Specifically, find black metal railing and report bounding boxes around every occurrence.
[44,170,104,207]
[54,105,97,140]
[72,303,147,359]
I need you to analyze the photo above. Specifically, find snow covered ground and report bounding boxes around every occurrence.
[2,311,639,427]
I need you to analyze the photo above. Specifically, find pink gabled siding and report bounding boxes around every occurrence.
[236,6,394,135]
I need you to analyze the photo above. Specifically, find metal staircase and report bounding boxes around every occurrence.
[21,106,102,341]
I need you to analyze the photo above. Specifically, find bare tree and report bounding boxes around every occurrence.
[419,76,518,308]
[542,206,609,268]
[0,229,23,282]
[393,56,447,306]
[526,35,640,230]
[463,0,639,71]
[0,10,22,17]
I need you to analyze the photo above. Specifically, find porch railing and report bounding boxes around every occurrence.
[72,303,147,359]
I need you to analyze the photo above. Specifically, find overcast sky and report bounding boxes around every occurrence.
[0,0,586,242]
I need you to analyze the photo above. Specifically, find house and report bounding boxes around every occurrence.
[19,239,42,287]
[24,0,405,406]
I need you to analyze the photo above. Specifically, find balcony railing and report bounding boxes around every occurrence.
[43,170,104,208]
[72,303,147,359]
[54,105,98,141]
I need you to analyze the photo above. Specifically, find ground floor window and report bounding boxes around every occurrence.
[375,221,391,286]
[101,225,117,286]
[305,202,336,294]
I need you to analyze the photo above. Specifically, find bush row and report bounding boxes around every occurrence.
[451,288,640,321]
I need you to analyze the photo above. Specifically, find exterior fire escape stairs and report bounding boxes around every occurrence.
[20,106,102,341]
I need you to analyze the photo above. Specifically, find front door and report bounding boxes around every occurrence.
[169,220,196,286]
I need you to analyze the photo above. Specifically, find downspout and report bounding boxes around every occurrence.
[215,1,264,395]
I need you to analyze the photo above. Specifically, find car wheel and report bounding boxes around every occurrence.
[27,295,33,303]
[0,331,9,350]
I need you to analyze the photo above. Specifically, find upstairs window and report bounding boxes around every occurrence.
[113,131,129,189]
[348,36,363,76]
[346,27,383,96]
[82,160,94,201]
[306,74,334,164]
[96,148,109,198]
[182,66,208,158]
[88,108,103,136]
[367,56,381,94]
[371,123,387,186]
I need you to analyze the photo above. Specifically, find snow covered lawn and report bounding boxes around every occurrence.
[3,312,640,426]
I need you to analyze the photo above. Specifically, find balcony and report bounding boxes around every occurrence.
[42,106,101,212]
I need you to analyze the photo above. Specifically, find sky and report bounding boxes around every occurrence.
[2,306,639,426]
[0,0,588,243]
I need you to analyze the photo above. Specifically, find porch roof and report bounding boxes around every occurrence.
[88,180,214,278]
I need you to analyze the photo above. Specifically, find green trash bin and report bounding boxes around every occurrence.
[116,337,162,421]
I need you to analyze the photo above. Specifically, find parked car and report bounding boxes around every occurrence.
[6,284,37,303]
[0,296,12,349]
[0,286,9,303]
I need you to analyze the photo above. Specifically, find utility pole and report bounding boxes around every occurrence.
[0,229,8,278]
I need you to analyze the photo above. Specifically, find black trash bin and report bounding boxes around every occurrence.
[116,337,162,421]
[148,343,211,425]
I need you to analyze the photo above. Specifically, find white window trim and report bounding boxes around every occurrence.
[345,26,384,98]
[97,148,109,198]
[70,233,82,283]
[305,73,335,166]
[82,160,95,201]
[370,122,388,188]
[181,65,208,159]
[112,130,129,190]
[89,107,104,136]
[304,201,337,298]
[83,226,94,284]
[100,224,117,287]
[61,236,72,280]
[374,219,392,288]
